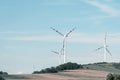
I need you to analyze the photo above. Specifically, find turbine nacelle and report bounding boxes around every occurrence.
[94,46,112,56]
[94,45,108,52]
[51,27,76,37]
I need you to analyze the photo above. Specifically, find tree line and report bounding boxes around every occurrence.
[33,62,83,74]
[0,71,8,80]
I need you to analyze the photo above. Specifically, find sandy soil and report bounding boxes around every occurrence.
[6,69,109,80]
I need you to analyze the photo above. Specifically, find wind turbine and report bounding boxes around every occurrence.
[51,50,62,64]
[94,32,112,62]
[51,27,76,63]
[33,64,36,71]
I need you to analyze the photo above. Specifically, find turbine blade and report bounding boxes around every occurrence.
[93,46,104,52]
[104,32,107,44]
[106,48,112,56]
[50,27,64,36]
[65,27,76,37]
[51,51,59,55]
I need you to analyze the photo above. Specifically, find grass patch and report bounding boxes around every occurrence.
[2,75,30,79]
[84,64,120,74]
[55,72,105,79]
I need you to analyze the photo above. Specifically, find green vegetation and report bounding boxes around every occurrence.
[94,62,108,64]
[0,76,5,80]
[106,73,120,80]
[56,62,83,71]
[113,63,120,70]
[0,71,8,80]
[2,75,29,79]
[33,62,83,74]
[33,62,120,74]
[38,67,58,73]
[0,71,8,75]
[83,62,120,74]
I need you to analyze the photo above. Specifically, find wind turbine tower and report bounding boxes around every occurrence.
[51,27,76,63]
[94,32,112,62]
[51,50,62,64]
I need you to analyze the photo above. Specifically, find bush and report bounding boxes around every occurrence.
[49,67,58,73]
[56,62,83,71]
[94,62,108,65]
[33,62,83,74]
[0,76,5,80]
[106,73,114,80]
[33,71,41,74]
[106,73,120,80]
[0,71,8,75]
[114,74,120,80]
[33,67,58,74]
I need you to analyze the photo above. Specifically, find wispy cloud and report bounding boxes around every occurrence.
[83,0,120,16]
[2,33,120,44]
[5,35,61,42]
[109,33,120,37]
[0,31,24,34]
[16,72,23,74]
[68,33,103,43]
[69,33,120,44]
[0,31,42,34]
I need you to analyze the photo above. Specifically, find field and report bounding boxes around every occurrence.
[83,63,120,74]
[4,70,109,80]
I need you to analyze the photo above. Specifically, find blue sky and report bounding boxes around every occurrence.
[0,0,120,74]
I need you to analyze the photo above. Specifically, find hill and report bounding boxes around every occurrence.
[33,62,120,74]
[2,62,120,80]
[83,62,120,74]
[4,70,109,80]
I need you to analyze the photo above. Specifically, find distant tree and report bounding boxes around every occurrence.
[39,69,46,73]
[114,74,120,80]
[106,73,114,80]
[33,71,40,74]
[40,67,58,73]
[0,76,5,80]
[3,72,8,75]
[95,62,108,64]
[106,73,120,80]
[49,67,58,73]
[0,71,8,75]
[56,62,83,71]
[33,62,83,74]
[0,71,3,75]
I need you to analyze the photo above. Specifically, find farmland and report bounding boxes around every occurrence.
[2,62,120,80]
[4,69,109,80]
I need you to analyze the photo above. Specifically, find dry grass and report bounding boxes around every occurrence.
[6,70,109,80]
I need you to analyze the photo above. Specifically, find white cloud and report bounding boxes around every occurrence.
[68,33,103,43]
[109,33,120,37]
[83,0,120,16]
[2,33,120,44]
[104,0,114,2]
[0,31,42,34]
[6,35,61,42]
[16,72,23,74]
[0,31,25,34]
[69,33,120,44]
